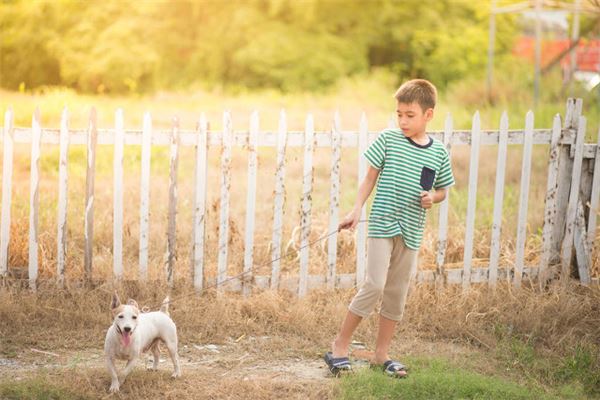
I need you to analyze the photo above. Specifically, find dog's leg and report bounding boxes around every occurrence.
[120,357,138,385]
[151,343,160,370]
[106,356,120,393]
[166,340,181,378]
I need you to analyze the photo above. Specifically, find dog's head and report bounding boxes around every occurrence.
[110,292,140,347]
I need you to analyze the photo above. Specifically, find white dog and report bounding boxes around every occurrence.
[104,292,181,393]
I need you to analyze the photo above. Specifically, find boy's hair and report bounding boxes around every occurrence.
[394,79,437,111]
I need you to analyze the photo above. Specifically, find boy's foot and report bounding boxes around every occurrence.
[323,352,352,377]
[331,338,349,359]
[373,354,408,378]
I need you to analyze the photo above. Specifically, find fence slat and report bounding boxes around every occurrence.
[574,200,591,284]
[587,126,600,254]
[217,112,232,290]
[1,109,14,277]
[56,108,69,286]
[514,111,534,287]
[113,109,124,279]
[462,111,481,289]
[243,112,259,296]
[299,114,315,297]
[84,108,97,283]
[270,110,287,289]
[539,114,562,286]
[326,112,341,289]
[28,109,42,290]
[139,112,152,280]
[435,113,453,287]
[166,118,180,287]
[192,113,208,292]
[356,113,368,286]
[560,115,586,281]
[489,112,508,287]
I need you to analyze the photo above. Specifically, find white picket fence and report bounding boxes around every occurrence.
[0,98,598,294]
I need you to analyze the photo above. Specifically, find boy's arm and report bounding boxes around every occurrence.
[420,187,449,209]
[338,166,380,231]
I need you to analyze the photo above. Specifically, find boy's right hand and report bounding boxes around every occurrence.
[338,209,360,232]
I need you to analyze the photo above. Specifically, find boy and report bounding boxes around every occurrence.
[324,79,455,378]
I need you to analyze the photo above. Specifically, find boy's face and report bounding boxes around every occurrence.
[396,101,433,138]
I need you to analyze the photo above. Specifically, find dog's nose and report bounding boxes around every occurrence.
[124,326,131,333]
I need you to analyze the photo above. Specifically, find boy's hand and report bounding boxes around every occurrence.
[338,209,360,231]
[420,191,433,209]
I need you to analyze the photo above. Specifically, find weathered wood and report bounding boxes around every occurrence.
[84,108,98,283]
[299,114,315,297]
[217,112,232,289]
[489,111,508,287]
[139,112,152,280]
[356,113,368,286]
[28,109,42,290]
[192,113,209,292]
[539,114,562,286]
[166,118,180,287]
[514,111,534,287]
[561,115,586,280]
[326,112,341,289]
[270,110,287,290]
[463,112,481,290]
[0,109,14,277]
[113,109,124,279]
[574,200,591,285]
[435,113,453,288]
[243,112,259,296]
[56,108,69,286]
[587,126,600,254]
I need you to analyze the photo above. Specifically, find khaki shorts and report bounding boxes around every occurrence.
[348,236,417,321]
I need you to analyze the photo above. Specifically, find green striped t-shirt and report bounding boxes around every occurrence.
[364,129,455,250]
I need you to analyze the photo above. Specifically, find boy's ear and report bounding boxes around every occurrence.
[425,108,434,121]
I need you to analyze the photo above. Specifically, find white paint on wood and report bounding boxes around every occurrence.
[0,109,14,277]
[587,126,600,255]
[270,110,287,289]
[539,114,562,284]
[217,112,232,289]
[243,111,259,296]
[192,113,208,292]
[561,116,586,280]
[436,113,453,286]
[514,111,534,287]
[299,114,315,297]
[489,112,508,287]
[356,113,368,286]
[28,109,42,290]
[326,112,341,289]
[139,112,152,280]
[56,107,69,285]
[84,108,97,282]
[462,111,481,290]
[574,200,591,285]
[113,109,124,279]
[166,118,180,287]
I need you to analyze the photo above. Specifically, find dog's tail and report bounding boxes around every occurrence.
[160,296,170,316]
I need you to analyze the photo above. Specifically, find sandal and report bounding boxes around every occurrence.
[382,360,408,378]
[324,352,352,376]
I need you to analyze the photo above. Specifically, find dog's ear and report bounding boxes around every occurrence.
[127,299,139,309]
[111,292,121,310]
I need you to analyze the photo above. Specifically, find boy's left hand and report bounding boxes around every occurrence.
[420,191,433,209]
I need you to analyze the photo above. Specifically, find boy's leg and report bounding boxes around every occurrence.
[331,238,393,358]
[375,236,417,364]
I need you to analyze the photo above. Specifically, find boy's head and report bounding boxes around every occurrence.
[394,79,437,138]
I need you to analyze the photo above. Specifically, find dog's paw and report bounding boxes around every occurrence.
[171,370,181,378]
[109,382,120,393]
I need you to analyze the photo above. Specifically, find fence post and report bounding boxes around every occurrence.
[0,108,14,278]
[166,117,180,287]
[270,110,287,290]
[28,108,42,291]
[84,108,98,284]
[139,112,152,281]
[356,113,368,287]
[217,112,232,291]
[243,112,259,296]
[113,109,124,280]
[192,113,208,292]
[57,107,69,287]
[299,114,315,297]
[435,113,453,288]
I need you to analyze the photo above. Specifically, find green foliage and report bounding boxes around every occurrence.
[0,0,518,93]
[0,376,91,400]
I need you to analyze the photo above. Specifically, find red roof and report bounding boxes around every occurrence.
[513,37,600,72]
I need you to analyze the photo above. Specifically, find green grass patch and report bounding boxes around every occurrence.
[0,376,92,400]
[336,357,589,400]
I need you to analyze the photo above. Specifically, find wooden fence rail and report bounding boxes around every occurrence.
[0,98,598,294]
